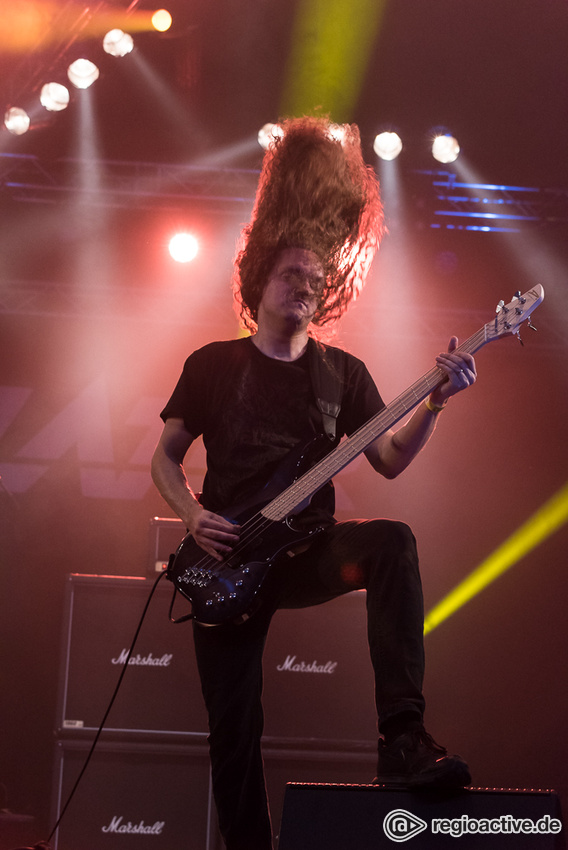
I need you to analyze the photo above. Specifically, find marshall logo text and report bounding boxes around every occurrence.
[102,817,165,835]
[276,655,338,674]
[111,649,173,667]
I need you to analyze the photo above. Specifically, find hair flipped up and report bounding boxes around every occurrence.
[233,117,384,332]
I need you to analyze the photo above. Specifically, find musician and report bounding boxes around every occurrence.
[151,117,476,850]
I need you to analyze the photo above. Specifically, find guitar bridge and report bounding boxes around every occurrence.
[180,566,214,588]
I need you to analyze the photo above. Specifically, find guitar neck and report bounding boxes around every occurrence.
[262,325,490,522]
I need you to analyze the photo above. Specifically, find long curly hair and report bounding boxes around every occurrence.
[233,117,384,332]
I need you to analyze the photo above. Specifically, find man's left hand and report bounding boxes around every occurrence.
[430,336,477,407]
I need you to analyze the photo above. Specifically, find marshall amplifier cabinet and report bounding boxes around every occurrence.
[51,738,221,850]
[147,517,186,577]
[262,591,377,746]
[56,574,209,738]
[57,575,376,745]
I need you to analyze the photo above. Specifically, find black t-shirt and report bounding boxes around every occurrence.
[160,336,384,522]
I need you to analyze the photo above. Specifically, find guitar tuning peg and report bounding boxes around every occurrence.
[495,299,505,314]
[528,317,538,332]
[516,330,524,347]
[513,290,526,305]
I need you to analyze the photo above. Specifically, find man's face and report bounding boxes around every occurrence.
[257,247,325,332]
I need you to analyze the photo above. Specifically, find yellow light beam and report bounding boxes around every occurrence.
[281,0,387,122]
[424,482,568,635]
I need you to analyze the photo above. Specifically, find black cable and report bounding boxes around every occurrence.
[35,569,168,849]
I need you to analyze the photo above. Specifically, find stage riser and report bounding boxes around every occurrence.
[279,783,565,850]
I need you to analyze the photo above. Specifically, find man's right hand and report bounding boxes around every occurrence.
[187,507,241,561]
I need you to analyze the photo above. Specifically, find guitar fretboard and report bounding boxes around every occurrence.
[262,326,489,522]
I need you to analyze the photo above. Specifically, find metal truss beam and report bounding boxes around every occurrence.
[0,154,259,212]
[414,170,568,233]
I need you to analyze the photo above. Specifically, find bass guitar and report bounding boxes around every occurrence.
[166,285,544,625]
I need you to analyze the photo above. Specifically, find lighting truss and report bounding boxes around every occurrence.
[414,169,568,233]
[0,153,259,212]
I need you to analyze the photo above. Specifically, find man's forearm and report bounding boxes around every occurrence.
[151,449,202,528]
[381,399,442,478]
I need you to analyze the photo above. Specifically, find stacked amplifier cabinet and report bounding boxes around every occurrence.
[146,516,186,577]
[52,566,378,849]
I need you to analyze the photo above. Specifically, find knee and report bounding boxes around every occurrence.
[367,519,417,552]
[362,520,419,583]
[389,520,416,550]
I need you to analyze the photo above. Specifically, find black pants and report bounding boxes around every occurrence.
[192,519,425,850]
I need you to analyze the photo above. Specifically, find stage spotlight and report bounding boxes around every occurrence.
[40,82,70,112]
[67,58,100,89]
[258,122,284,150]
[169,233,199,263]
[4,107,30,135]
[103,29,134,57]
[373,131,403,161]
[152,9,173,32]
[432,132,460,164]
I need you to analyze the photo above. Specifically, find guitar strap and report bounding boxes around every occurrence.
[308,338,345,442]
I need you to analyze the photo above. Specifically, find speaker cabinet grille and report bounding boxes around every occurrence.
[56,575,208,737]
[51,739,217,850]
[262,591,376,745]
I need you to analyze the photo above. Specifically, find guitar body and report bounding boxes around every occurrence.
[166,435,331,625]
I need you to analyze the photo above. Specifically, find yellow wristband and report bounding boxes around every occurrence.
[425,398,446,414]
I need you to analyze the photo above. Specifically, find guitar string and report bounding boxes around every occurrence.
[264,368,444,519]
[264,327,489,520]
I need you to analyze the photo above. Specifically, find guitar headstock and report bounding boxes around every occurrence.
[486,284,544,342]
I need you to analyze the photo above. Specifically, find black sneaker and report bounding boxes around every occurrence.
[374,724,471,789]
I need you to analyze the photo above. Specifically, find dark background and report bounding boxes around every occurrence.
[1,0,567,842]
